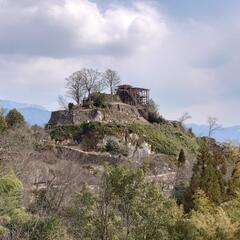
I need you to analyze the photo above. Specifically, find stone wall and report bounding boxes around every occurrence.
[55,145,180,196]
[108,102,141,117]
[47,109,104,127]
[47,102,146,127]
[73,109,104,124]
[47,110,73,126]
[56,145,124,165]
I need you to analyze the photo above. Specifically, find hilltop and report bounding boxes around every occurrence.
[2,99,240,143]
[44,86,225,200]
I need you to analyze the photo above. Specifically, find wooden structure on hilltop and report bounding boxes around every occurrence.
[116,85,149,106]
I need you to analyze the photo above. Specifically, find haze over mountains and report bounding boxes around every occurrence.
[187,123,240,143]
[0,100,51,126]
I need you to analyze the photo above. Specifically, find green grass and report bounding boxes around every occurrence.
[128,123,198,155]
[50,121,199,155]
[50,122,103,142]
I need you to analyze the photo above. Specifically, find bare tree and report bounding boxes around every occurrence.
[81,68,104,97]
[207,117,221,137]
[33,162,78,216]
[179,112,192,125]
[58,95,68,110]
[103,69,121,101]
[66,71,86,104]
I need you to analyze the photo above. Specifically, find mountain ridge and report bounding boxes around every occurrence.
[187,123,240,143]
[0,99,51,126]
[0,99,47,111]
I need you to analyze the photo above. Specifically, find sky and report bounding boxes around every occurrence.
[0,0,240,126]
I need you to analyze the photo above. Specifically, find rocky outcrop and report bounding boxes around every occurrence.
[55,145,124,165]
[45,103,199,198]
[47,103,147,128]
[47,109,104,127]
[47,110,74,126]
[55,145,181,196]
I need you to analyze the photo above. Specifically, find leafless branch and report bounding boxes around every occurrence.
[207,117,221,137]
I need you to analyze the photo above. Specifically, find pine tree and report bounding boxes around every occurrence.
[5,109,25,128]
[178,149,186,167]
[0,168,23,215]
[185,141,225,210]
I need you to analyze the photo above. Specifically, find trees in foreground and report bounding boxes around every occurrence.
[1,123,240,239]
[65,163,240,240]
[0,159,240,239]
[0,168,68,240]
[66,165,183,240]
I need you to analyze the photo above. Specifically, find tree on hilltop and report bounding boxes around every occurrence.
[207,117,221,137]
[81,68,105,97]
[66,71,86,105]
[5,109,25,128]
[103,69,121,101]
[66,68,106,104]
[179,112,192,125]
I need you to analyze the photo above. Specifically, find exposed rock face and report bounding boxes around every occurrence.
[131,142,152,162]
[55,145,124,165]
[54,145,180,196]
[147,154,177,196]
[47,109,104,127]
[47,110,73,126]
[100,134,152,163]
[45,103,199,198]
[22,132,198,206]
[73,109,104,123]
[108,102,141,117]
[47,103,147,127]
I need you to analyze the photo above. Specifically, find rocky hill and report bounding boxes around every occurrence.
[42,96,238,204]
[1,97,235,201]
[1,98,239,239]
[44,101,200,197]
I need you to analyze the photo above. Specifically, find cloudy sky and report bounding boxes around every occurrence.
[0,0,240,126]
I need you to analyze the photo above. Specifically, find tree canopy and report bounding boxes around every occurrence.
[5,109,25,128]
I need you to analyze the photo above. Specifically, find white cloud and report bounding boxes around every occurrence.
[0,0,240,125]
[0,0,168,57]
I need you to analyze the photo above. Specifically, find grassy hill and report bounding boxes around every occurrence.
[50,121,198,156]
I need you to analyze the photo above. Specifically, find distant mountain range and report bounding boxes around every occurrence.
[187,123,240,143]
[0,100,51,126]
